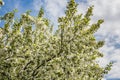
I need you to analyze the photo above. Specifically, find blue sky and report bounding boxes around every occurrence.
[0,0,120,80]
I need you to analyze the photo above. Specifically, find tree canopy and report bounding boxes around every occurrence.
[0,0,112,80]
[0,0,4,6]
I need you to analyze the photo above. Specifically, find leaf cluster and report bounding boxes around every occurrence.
[0,0,112,80]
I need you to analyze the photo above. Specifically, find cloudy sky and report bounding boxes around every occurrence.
[0,0,120,80]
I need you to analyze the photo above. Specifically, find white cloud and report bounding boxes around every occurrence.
[33,0,67,30]
[44,0,67,18]
[102,78,107,80]
[108,62,120,78]
[76,3,120,79]
[81,0,120,79]
[33,0,120,79]
[33,0,43,11]
[44,0,67,30]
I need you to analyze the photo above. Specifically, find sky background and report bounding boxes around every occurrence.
[0,0,120,80]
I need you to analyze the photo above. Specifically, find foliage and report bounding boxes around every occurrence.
[0,0,4,6]
[0,0,112,80]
